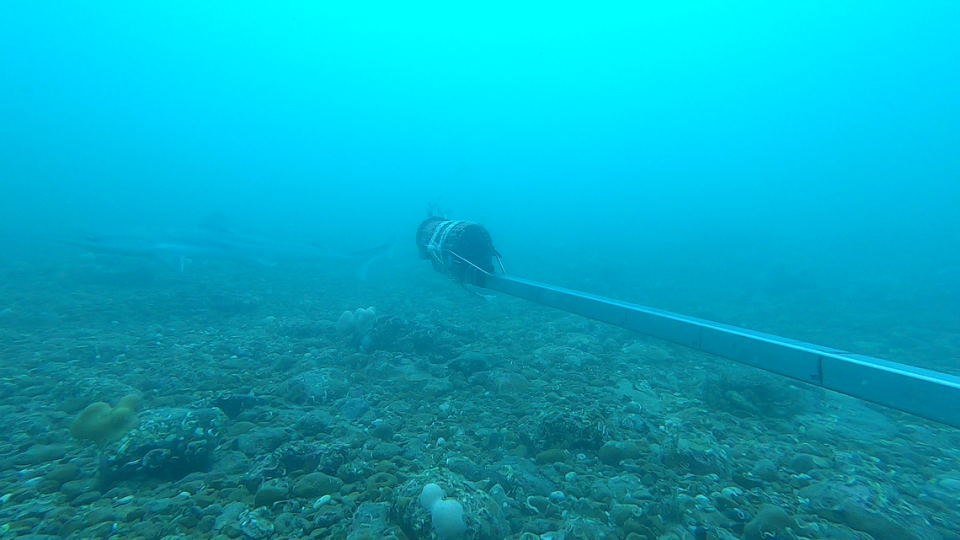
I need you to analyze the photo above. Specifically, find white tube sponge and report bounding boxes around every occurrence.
[354,307,377,335]
[419,483,466,540]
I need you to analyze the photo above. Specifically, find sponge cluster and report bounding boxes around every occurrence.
[336,307,376,335]
[419,483,467,540]
[337,307,378,350]
[70,393,141,448]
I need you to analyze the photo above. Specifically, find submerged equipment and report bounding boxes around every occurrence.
[416,217,960,430]
[415,217,502,286]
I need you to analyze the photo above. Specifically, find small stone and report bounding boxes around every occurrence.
[598,441,641,466]
[292,472,343,498]
[744,504,791,540]
[939,478,960,492]
[535,449,567,464]
[255,479,289,508]
[71,491,102,507]
[86,507,118,525]
[45,464,80,487]
[750,459,779,482]
[371,423,394,441]
[15,445,67,466]
[788,453,817,474]
[372,442,401,460]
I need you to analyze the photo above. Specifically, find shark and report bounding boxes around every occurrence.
[65,227,394,278]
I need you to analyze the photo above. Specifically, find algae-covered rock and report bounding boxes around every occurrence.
[598,441,641,466]
[525,409,607,453]
[99,407,226,486]
[293,472,343,498]
[394,471,509,540]
[800,479,927,540]
[743,504,791,540]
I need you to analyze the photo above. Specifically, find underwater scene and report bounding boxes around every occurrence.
[1,3,959,540]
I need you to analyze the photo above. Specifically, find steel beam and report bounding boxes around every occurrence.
[480,273,960,429]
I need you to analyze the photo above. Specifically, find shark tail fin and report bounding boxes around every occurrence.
[352,238,396,281]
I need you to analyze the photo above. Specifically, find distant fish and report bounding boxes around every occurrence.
[64,227,394,277]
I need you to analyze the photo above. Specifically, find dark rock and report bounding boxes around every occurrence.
[70,491,102,507]
[14,444,67,466]
[255,478,290,508]
[371,423,394,441]
[536,449,568,465]
[86,507,118,525]
[372,442,402,461]
[339,398,369,421]
[235,427,296,457]
[750,459,780,482]
[663,435,728,476]
[213,393,266,419]
[347,502,391,538]
[787,453,817,474]
[744,504,791,540]
[598,441,641,466]
[800,480,924,540]
[286,368,349,404]
[292,472,343,498]
[45,463,81,487]
[448,351,489,375]
[295,411,333,437]
[526,409,606,452]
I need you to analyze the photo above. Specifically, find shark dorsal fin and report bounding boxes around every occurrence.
[199,212,234,233]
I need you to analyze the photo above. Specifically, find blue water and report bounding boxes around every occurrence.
[1,3,959,539]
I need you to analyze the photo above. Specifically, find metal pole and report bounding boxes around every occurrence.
[480,273,960,429]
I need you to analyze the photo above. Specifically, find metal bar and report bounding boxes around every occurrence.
[481,273,960,429]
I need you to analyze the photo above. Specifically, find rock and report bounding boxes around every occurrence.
[214,502,248,532]
[339,398,370,420]
[448,351,490,375]
[86,507,118,525]
[939,477,960,492]
[45,463,81,487]
[292,472,343,498]
[744,504,791,540]
[598,441,642,466]
[15,444,67,466]
[286,369,349,404]
[255,478,290,508]
[71,491,102,507]
[99,407,226,487]
[787,453,817,473]
[371,423,394,441]
[60,478,98,500]
[239,508,274,539]
[347,502,391,540]
[235,427,296,457]
[536,449,568,465]
[750,459,780,482]
[663,435,728,475]
[372,442,402,461]
[800,480,925,540]
[394,472,510,540]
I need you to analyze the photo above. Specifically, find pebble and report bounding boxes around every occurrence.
[938,478,960,492]
[721,487,743,498]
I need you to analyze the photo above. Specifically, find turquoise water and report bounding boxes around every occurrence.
[1,3,958,539]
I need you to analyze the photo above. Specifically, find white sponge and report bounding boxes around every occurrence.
[419,483,466,540]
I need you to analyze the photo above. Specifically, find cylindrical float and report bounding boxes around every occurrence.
[415,217,498,284]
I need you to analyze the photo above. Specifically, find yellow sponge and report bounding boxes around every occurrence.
[70,394,141,448]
